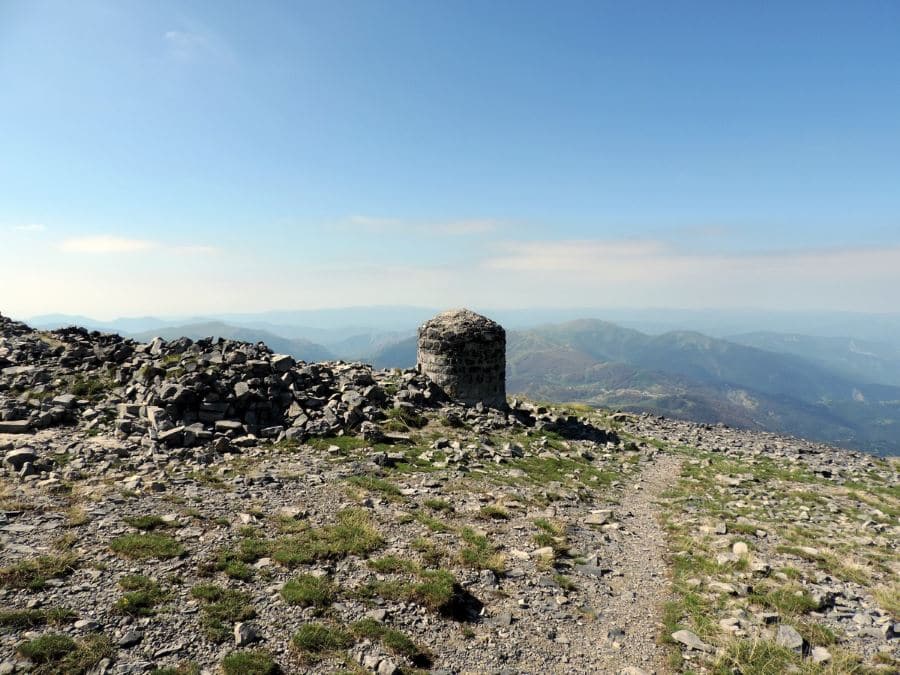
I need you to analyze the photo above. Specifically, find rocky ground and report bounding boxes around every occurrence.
[0,315,898,674]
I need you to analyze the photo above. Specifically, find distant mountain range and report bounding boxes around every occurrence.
[129,322,335,363]
[367,321,900,456]
[25,309,900,455]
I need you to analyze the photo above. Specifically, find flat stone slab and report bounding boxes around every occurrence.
[0,420,31,434]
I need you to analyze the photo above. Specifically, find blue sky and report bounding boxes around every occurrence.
[2,1,899,318]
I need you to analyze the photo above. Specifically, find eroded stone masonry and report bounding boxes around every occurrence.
[416,308,507,409]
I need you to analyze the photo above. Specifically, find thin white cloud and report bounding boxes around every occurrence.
[58,236,218,256]
[12,223,46,232]
[163,28,233,64]
[59,236,158,254]
[483,239,900,283]
[347,215,501,237]
[171,245,220,256]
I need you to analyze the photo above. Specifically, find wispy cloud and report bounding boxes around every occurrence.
[171,244,220,256]
[58,236,219,256]
[347,215,501,237]
[59,236,158,254]
[163,28,233,64]
[12,223,46,232]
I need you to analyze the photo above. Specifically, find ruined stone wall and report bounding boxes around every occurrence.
[416,309,506,408]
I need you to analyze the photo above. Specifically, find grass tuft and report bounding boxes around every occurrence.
[459,527,505,573]
[190,584,256,643]
[110,533,184,560]
[291,622,352,661]
[221,650,279,675]
[123,515,171,531]
[115,575,166,616]
[280,574,335,611]
[0,553,79,590]
[271,508,382,567]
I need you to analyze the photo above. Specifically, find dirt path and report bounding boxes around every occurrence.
[587,450,683,674]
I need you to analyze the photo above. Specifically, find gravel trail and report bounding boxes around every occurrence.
[582,450,682,675]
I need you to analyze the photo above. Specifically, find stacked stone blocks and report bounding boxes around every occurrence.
[416,308,506,409]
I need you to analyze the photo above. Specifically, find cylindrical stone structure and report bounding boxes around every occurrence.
[417,308,507,409]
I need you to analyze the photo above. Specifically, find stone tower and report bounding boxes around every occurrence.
[416,308,506,409]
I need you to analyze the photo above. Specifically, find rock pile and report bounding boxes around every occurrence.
[0,313,610,462]
[417,309,507,409]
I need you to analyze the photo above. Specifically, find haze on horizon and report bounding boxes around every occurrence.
[2,1,899,319]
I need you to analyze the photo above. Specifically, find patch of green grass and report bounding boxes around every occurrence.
[408,569,457,611]
[271,508,382,567]
[423,498,453,512]
[384,406,429,430]
[458,527,505,573]
[221,650,279,675]
[750,584,819,616]
[778,566,803,580]
[123,514,171,530]
[412,511,452,533]
[115,575,166,616]
[149,664,201,675]
[69,375,112,400]
[478,505,510,520]
[713,639,798,675]
[349,618,430,662]
[0,607,76,628]
[411,537,444,566]
[874,583,899,616]
[553,574,577,591]
[60,634,115,674]
[369,555,417,574]
[281,574,335,611]
[110,533,184,560]
[797,620,838,647]
[214,536,270,580]
[291,622,352,660]
[307,436,367,453]
[0,553,78,590]
[16,633,76,663]
[354,568,459,614]
[190,584,256,643]
[499,455,616,491]
[66,506,90,527]
[347,475,403,500]
[532,518,569,553]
